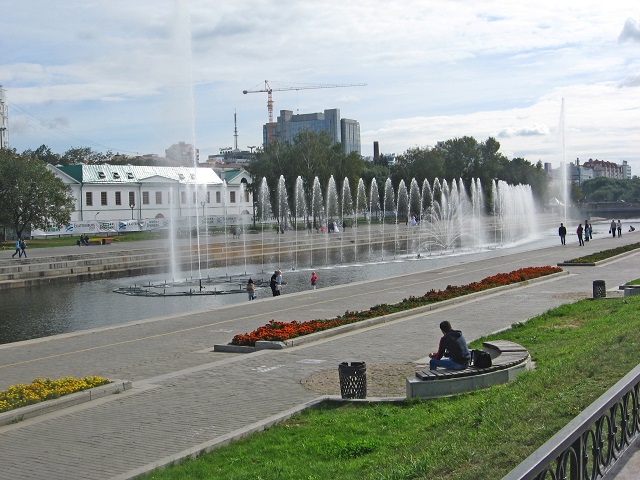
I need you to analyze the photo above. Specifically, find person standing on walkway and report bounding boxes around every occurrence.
[246,278,255,300]
[617,220,622,237]
[19,239,27,258]
[310,271,318,289]
[558,223,566,245]
[577,224,584,246]
[12,239,21,258]
[270,270,282,296]
[584,221,590,242]
[428,320,471,370]
[610,219,617,238]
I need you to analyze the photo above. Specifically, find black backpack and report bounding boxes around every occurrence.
[472,349,492,368]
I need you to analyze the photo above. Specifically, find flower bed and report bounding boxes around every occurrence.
[0,376,110,413]
[231,266,562,346]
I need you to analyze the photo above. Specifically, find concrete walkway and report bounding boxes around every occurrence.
[0,233,639,479]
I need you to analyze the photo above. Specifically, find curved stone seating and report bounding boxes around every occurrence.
[406,340,532,399]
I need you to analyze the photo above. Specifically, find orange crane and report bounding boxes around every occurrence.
[243,80,366,143]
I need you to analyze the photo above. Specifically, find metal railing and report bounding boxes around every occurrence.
[503,364,640,480]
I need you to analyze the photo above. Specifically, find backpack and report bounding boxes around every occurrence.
[472,349,492,368]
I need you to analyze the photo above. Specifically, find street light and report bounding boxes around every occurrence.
[200,200,205,218]
[94,212,100,221]
[247,145,256,158]
[130,203,135,220]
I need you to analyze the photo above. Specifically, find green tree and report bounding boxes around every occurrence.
[60,147,114,165]
[0,149,75,239]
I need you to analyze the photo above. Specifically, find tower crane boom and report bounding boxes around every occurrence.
[242,80,366,142]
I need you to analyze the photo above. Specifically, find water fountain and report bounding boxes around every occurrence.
[117,175,538,298]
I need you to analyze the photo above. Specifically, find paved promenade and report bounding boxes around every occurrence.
[0,233,639,479]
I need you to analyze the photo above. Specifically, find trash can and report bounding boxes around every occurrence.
[338,361,367,399]
[593,280,606,298]
[101,238,106,245]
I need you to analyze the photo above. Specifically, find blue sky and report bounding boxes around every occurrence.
[1,1,639,172]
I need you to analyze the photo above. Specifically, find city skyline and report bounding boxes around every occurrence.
[1,1,639,171]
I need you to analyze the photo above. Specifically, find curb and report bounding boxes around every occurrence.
[0,380,132,427]
[212,271,569,353]
[558,246,640,267]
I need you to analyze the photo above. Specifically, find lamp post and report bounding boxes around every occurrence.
[94,212,100,221]
[130,203,135,220]
[247,145,256,159]
[200,200,205,218]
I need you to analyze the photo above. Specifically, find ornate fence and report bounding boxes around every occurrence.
[504,364,640,480]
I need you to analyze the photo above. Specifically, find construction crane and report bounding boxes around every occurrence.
[243,80,366,143]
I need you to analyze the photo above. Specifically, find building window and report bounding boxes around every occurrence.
[86,192,93,206]
[155,191,162,204]
[180,191,186,204]
[244,190,250,203]
[192,192,197,204]
[230,191,236,203]
[101,192,108,206]
[142,191,150,205]
[206,191,210,203]
[128,192,135,207]
[115,192,122,206]
[216,191,221,203]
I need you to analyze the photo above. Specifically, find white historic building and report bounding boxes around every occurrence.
[45,164,252,235]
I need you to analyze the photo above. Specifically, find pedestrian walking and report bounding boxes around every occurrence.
[558,223,566,245]
[19,239,27,258]
[270,270,282,297]
[310,271,318,289]
[617,220,622,237]
[246,278,255,300]
[577,224,584,246]
[610,219,616,238]
[12,239,21,258]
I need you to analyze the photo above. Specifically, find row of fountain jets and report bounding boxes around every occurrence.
[254,175,537,250]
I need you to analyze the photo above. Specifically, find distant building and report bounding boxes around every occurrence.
[564,158,631,185]
[45,164,253,233]
[265,108,361,154]
[165,142,199,166]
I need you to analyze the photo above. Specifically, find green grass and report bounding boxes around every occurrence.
[627,278,640,285]
[139,297,640,480]
[564,241,640,263]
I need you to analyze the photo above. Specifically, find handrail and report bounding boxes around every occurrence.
[503,363,640,479]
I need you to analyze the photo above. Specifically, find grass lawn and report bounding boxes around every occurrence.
[139,296,640,480]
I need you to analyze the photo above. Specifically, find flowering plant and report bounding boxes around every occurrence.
[0,376,110,413]
[231,266,562,346]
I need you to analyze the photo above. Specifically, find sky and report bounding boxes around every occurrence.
[1,1,639,172]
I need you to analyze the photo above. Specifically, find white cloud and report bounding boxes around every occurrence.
[1,1,639,173]
[619,18,640,43]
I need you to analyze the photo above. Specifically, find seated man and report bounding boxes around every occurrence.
[428,320,471,370]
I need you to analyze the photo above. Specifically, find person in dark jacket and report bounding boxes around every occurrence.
[558,223,566,245]
[270,270,282,297]
[428,320,471,370]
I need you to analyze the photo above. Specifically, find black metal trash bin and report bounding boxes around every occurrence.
[338,362,367,399]
[593,280,606,298]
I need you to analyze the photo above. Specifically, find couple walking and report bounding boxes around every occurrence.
[11,239,27,258]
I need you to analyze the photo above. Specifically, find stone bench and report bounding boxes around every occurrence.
[406,340,532,399]
[618,284,640,297]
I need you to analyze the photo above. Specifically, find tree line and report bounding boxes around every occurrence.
[247,131,551,215]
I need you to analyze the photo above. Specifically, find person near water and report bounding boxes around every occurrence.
[577,224,584,246]
[270,270,282,296]
[558,223,566,245]
[246,278,255,300]
[311,271,318,289]
[610,219,617,238]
